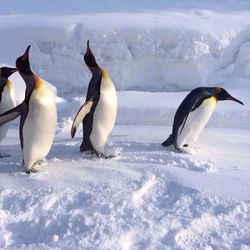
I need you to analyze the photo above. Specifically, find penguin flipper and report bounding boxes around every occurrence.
[0,104,22,127]
[71,99,94,138]
[162,134,174,147]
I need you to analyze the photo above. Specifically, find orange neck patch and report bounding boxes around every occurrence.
[101,68,109,79]
[5,79,11,88]
[33,74,43,89]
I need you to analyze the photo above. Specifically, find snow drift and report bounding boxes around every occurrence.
[1,9,250,97]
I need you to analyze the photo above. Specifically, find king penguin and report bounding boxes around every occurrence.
[162,87,244,150]
[0,46,57,173]
[0,67,16,152]
[71,40,117,157]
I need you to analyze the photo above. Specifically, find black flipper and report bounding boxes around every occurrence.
[0,104,23,127]
[162,134,174,147]
[71,99,94,138]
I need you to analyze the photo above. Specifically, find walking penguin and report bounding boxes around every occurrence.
[0,46,57,173]
[162,87,244,150]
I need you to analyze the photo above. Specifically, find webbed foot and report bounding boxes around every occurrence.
[25,168,38,174]
[97,153,120,159]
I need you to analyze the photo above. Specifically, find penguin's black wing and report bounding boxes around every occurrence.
[0,104,22,127]
[71,99,94,138]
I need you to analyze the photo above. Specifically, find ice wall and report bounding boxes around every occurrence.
[1,10,250,98]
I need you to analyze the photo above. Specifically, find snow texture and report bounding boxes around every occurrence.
[0,1,250,249]
[1,1,250,97]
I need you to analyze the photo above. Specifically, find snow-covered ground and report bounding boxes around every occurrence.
[1,124,250,249]
[0,0,250,249]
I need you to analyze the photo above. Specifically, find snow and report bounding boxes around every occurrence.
[0,0,250,249]
[1,5,250,97]
[1,125,250,249]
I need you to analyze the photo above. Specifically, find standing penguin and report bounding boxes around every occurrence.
[0,67,16,154]
[0,46,57,173]
[162,87,244,150]
[71,40,117,157]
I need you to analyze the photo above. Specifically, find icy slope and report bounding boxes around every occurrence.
[1,9,250,97]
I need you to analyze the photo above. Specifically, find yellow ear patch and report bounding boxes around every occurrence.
[203,96,217,105]
[33,74,44,89]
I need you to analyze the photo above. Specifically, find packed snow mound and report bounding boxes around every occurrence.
[1,10,250,97]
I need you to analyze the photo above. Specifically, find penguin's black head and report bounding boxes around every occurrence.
[16,45,32,75]
[84,40,98,68]
[0,67,17,79]
[215,87,244,105]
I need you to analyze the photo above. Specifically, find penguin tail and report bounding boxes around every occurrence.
[161,134,174,147]
[80,141,94,152]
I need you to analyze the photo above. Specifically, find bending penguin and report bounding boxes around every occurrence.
[0,67,16,155]
[71,40,117,157]
[162,87,244,150]
[0,46,57,173]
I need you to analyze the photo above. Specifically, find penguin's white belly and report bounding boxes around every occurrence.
[90,77,117,154]
[176,97,217,148]
[0,85,15,142]
[23,87,56,170]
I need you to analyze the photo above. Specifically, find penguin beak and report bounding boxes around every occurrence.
[84,40,98,68]
[9,68,17,74]
[16,45,32,74]
[226,95,244,105]
[0,67,17,78]
[8,68,17,77]
[86,40,91,56]
[22,45,31,62]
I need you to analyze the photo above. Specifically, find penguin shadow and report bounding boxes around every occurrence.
[112,139,171,165]
[0,145,22,173]
[113,139,213,173]
[47,137,99,162]
[32,136,214,173]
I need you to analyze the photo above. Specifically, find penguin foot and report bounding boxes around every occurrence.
[0,153,10,158]
[25,168,38,175]
[97,153,120,159]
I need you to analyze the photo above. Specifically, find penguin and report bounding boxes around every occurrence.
[71,40,117,157]
[0,46,57,173]
[162,87,244,150]
[0,67,16,156]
